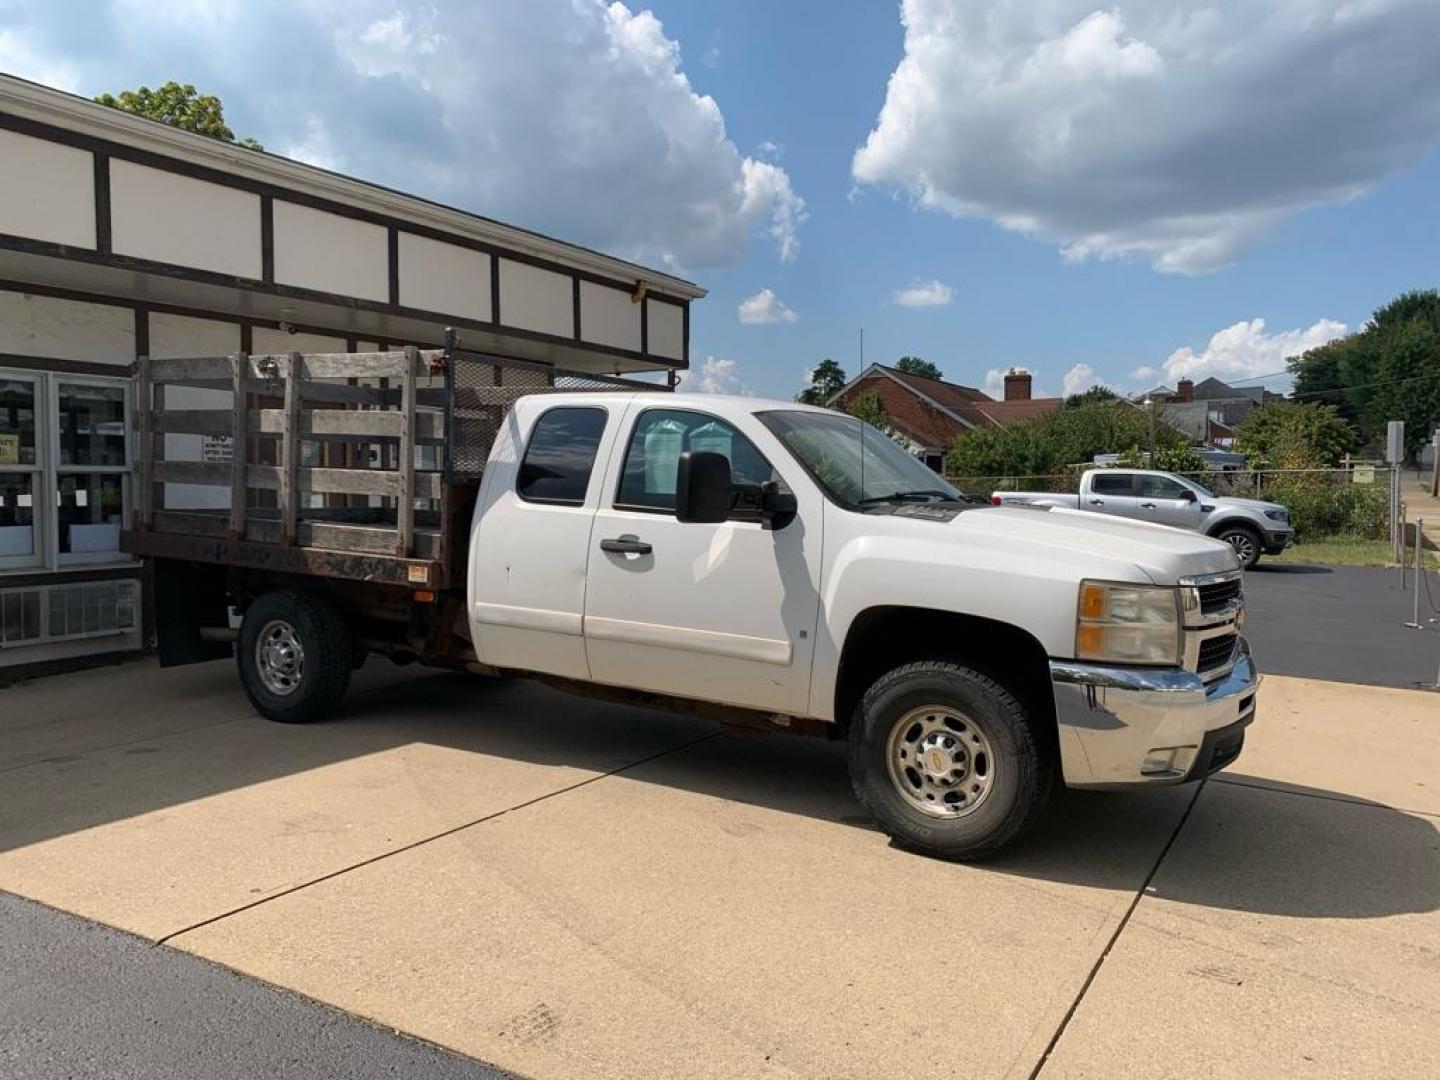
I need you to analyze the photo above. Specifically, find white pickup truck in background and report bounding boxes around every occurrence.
[131,347,1258,861]
[991,467,1294,569]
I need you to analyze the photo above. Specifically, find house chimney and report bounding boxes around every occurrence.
[1177,378,1194,402]
[1003,367,1032,401]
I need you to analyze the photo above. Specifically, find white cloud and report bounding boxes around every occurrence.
[737,287,798,325]
[1159,318,1348,384]
[679,356,749,395]
[892,279,954,308]
[1062,363,1099,397]
[982,368,1007,398]
[0,0,803,271]
[855,1,1440,273]
[0,28,80,91]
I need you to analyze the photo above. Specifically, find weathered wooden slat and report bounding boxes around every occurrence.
[137,356,154,528]
[153,409,233,435]
[397,347,419,556]
[153,460,231,486]
[245,350,443,380]
[154,459,439,498]
[230,352,248,538]
[254,409,404,438]
[154,407,441,442]
[177,379,397,406]
[148,355,235,382]
[280,352,302,544]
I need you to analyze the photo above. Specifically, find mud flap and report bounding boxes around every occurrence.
[153,559,232,667]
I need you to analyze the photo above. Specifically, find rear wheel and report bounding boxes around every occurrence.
[847,661,1052,860]
[1215,524,1262,569]
[238,590,352,723]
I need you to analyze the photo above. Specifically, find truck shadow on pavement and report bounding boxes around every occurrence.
[2,661,1436,925]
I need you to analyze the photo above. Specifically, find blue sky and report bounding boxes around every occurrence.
[3,0,1438,400]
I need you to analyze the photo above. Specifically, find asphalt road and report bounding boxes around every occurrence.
[0,890,514,1080]
[1243,562,1440,689]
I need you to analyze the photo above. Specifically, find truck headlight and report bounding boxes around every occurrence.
[1076,581,1182,666]
[1264,509,1289,523]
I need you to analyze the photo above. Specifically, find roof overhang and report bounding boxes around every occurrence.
[0,73,704,302]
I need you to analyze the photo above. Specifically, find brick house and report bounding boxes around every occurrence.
[829,364,1062,470]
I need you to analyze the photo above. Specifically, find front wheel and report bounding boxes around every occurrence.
[847,661,1052,860]
[1215,524,1262,570]
[238,590,353,723]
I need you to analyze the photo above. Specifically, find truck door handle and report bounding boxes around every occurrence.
[1089,499,1104,506]
[1141,502,1157,509]
[600,536,652,555]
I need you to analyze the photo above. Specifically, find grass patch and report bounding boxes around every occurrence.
[1269,537,1440,568]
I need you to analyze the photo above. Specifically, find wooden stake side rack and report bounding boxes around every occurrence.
[122,347,458,590]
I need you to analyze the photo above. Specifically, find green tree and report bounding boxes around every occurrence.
[1289,289,1440,459]
[1116,443,1208,472]
[945,400,1184,477]
[894,356,943,380]
[1063,385,1120,409]
[839,391,894,435]
[95,81,263,150]
[1234,402,1355,467]
[796,358,847,405]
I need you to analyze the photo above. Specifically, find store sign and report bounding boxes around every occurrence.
[0,433,18,465]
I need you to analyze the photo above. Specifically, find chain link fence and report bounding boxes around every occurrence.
[947,466,1397,542]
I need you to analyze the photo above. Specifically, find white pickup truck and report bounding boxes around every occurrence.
[992,468,1294,569]
[130,347,1257,860]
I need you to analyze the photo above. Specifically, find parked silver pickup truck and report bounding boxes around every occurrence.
[992,468,1292,569]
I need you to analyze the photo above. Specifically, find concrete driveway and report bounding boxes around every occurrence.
[2,657,1438,1080]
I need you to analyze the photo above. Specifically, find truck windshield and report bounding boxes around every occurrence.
[757,409,965,511]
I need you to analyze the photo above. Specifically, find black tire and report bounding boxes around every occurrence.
[1214,523,1263,570]
[847,661,1052,861]
[237,590,353,723]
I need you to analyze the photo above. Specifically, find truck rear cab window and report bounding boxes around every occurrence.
[517,406,607,505]
[1091,472,1135,496]
[616,408,779,515]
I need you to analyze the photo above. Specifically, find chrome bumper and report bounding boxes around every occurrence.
[1050,638,1258,788]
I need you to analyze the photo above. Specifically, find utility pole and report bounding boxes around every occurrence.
[1431,428,1439,497]
[1144,397,1157,465]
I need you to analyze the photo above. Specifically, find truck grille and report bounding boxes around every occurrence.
[1197,633,1238,674]
[1198,577,1242,614]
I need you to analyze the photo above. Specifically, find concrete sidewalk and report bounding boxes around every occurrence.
[2,658,1437,1079]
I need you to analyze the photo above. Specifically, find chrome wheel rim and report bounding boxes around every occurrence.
[256,619,305,696]
[1226,532,1256,566]
[885,705,995,818]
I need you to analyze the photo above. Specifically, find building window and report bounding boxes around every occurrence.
[0,370,134,571]
[0,374,42,568]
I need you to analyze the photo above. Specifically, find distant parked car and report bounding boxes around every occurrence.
[992,468,1293,569]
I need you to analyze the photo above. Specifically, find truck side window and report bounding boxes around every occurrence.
[517,406,607,506]
[1091,472,1135,496]
[616,409,779,514]
[1139,474,1187,498]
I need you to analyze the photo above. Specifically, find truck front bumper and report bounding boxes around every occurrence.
[1050,639,1258,788]
[1263,527,1294,555]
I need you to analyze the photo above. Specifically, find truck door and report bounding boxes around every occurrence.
[1137,473,1205,529]
[1084,471,1140,516]
[582,404,823,715]
[469,403,616,681]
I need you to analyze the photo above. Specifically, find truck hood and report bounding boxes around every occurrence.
[951,505,1240,584]
[1209,495,1285,514]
